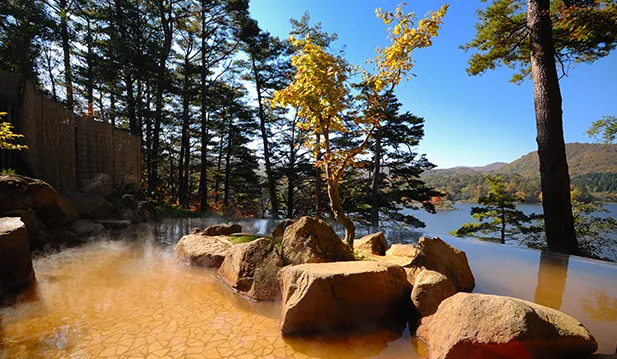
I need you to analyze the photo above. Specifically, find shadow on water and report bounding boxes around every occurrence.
[534,251,569,310]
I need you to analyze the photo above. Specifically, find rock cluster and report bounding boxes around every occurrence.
[174,216,599,359]
[0,175,156,253]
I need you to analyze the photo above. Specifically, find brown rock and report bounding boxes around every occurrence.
[355,232,388,255]
[417,292,598,359]
[218,238,282,301]
[1,217,35,303]
[34,229,82,252]
[281,216,354,265]
[407,237,474,292]
[386,243,417,258]
[272,219,295,238]
[278,261,411,334]
[411,270,457,316]
[175,234,232,267]
[61,189,115,219]
[202,223,242,236]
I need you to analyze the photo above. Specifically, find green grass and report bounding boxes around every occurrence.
[229,235,261,244]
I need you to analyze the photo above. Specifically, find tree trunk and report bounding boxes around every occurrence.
[500,206,506,244]
[370,128,382,228]
[215,135,224,202]
[315,133,323,216]
[326,175,355,248]
[198,0,209,212]
[527,0,578,254]
[223,114,233,208]
[60,0,73,112]
[250,50,279,218]
[287,122,296,219]
[45,48,57,101]
[86,17,94,117]
[126,73,137,134]
[178,52,191,208]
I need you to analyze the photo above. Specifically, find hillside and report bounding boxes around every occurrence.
[500,143,617,178]
[422,143,617,203]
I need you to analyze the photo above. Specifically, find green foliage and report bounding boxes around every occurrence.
[353,250,369,261]
[229,235,260,244]
[522,201,617,261]
[1,168,17,175]
[462,0,617,83]
[588,116,617,144]
[451,175,543,243]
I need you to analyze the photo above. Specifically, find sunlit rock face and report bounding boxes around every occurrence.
[411,269,457,317]
[278,261,412,334]
[218,238,282,301]
[175,234,232,267]
[354,232,388,256]
[201,223,243,236]
[0,217,35,304]
[281,217,354,265]
[417,292,598,359]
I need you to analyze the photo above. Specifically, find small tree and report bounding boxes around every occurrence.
[0,113,27,151]
[451,175,542,244]
[272,4,448,247]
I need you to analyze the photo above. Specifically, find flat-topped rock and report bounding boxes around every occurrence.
[175,234,232,267]
[0,217,35,304]
[218,238,282,301]
[411,269,457,316]
[417,292,598,359]
[278,261,411,334]
[199,223,242,236]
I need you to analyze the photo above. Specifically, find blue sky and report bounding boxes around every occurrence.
[249,0,617,169]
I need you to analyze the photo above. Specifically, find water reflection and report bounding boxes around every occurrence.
[582,289,617,322]
[534,251,569,310]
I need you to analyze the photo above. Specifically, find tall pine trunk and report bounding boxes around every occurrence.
[198,0,210,212]
[369,128,382,228]
[178,52,191,208]
[86,17,94,117]
[527,0,578,254]
[223,114,233,208]
[286,122,296,219]
[60,0,73,112]
[250,50,279,217]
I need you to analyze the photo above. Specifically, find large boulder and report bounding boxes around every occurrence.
[281,216,354,265]
[133,200,156,223]
[201,223,242,236]
[0,175,78,228]
[175,234,232,267]
[6,209,43,236]
[272,219,295,238]
[406,237,474,293]
[355,232,388,256]
[278,261,412,334]
[218,238,282,301]
[0,217,35,304]
[417,293,598,359]
[32,229,82,252]
[411,270,457,317]
[61,189,115,219]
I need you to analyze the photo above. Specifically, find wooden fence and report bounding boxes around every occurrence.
[0,73,141,194]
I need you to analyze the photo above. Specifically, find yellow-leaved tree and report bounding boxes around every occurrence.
[0,112,27,151]
[272,4,448,248]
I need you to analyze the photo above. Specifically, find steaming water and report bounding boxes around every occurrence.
[1,218,617,358]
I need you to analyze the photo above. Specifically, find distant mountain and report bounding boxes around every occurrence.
[500,143,617,178]
[425,162,507,176]
[426,143,617,178]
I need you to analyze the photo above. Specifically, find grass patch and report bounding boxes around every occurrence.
[353,250,369,261]
[230,235,261,244]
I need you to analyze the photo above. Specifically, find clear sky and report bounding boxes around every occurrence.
[249,0,617,169]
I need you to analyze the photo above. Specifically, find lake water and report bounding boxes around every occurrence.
[1,217,617,358]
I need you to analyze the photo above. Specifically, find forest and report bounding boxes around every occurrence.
[0,0,443,228]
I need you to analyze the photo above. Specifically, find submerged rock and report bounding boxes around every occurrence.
[71,219,105,236]
[175,234,232,267]
[406,237,475,293]
[278,261,411,334]
[417,292,598,359]
[201,223,242,236]
[355,232,388,256]
[218,238,282,301]
[281,216,354,265]
[411,269,457,316]
[32,229,82,252]
[0,217,35,304]
[272,219,295,238]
